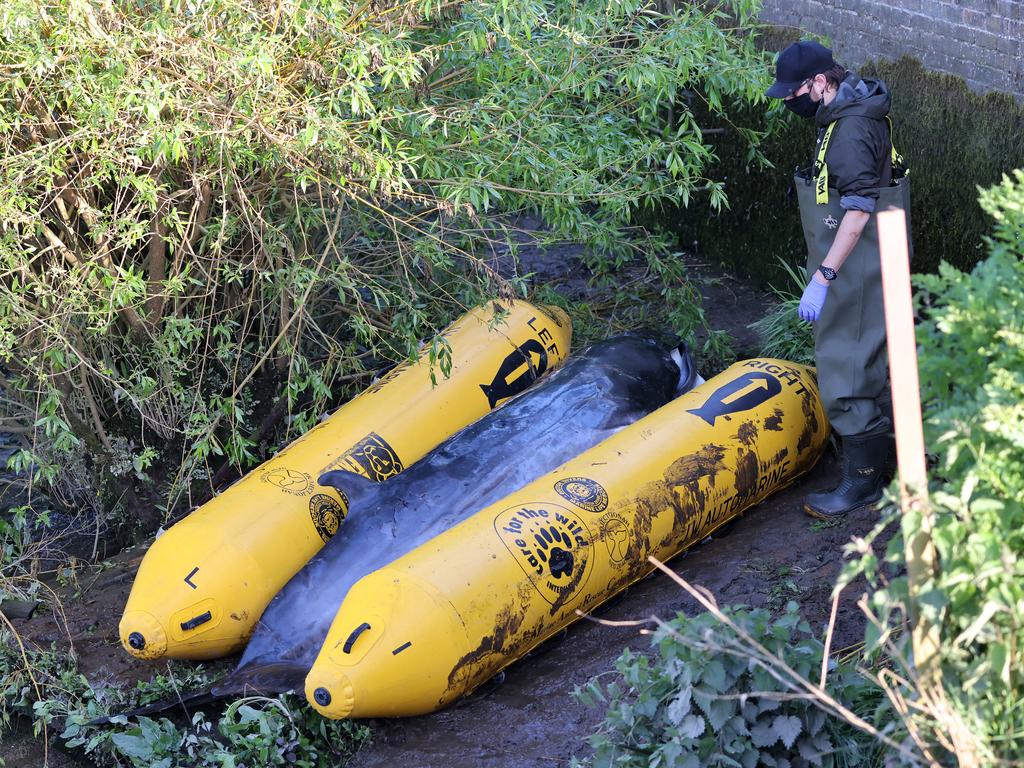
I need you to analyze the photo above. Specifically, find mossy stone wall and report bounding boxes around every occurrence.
[667,53,1024,287]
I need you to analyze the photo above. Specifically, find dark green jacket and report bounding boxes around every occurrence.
[812,74,893,213]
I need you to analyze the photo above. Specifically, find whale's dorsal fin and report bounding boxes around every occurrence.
[317,470,378,510]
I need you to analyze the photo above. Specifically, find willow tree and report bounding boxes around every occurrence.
[0,0,770,535]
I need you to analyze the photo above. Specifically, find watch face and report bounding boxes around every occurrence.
[819,266,837,280]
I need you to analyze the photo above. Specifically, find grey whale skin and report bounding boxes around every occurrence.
[215,335,697,697]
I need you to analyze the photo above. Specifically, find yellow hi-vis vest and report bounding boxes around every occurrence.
[814,115,905,205]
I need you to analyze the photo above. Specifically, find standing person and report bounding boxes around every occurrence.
[765,40,912,520]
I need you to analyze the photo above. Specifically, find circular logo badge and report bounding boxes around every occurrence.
[554,477,609,513]
[260,468,313,495]
[322,433,404,482]
[494,503,594,606]
[309,493,347,542]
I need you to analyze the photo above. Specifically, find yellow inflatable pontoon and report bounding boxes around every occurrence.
[119,301,571,660]
[305,359,828,718]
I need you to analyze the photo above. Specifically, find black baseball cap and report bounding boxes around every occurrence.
[766,41,835,98]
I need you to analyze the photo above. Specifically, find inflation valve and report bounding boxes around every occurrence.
[313,687,332,707]
[180,611,212,632]
[128,632,146,651]
[343,622,372,654]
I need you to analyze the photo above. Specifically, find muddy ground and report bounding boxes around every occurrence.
[2,232,887,767]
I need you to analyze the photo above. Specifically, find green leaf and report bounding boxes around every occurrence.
[666,690,692,725]
[771,715,802,750]
[678,714,706,740]
[705,697,736,732]
[109,731,155,761]
[700,659,727,690]
[750,720,778,748]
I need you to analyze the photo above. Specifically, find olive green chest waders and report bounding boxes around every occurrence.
[795,119,912,437]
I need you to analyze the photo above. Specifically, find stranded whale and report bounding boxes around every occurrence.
[91,335,697,724]
[212,335,699,697]
[305,360,829,719]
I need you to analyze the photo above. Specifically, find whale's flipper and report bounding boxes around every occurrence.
[317,470,377,511]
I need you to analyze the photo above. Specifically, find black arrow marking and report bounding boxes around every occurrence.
[686,372,783,426]
[479,338,549,408]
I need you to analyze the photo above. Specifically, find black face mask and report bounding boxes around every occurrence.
[784,92,818,119]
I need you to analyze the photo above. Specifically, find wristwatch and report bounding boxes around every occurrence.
[817,265,838,281]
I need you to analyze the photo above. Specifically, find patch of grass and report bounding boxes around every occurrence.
[739,560,808,613]
[766,577,804,613]
[747,258,815,365]
[809,517,843,532]
[574,602,884,768]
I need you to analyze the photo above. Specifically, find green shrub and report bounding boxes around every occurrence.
[842,170,1024,764]
[917,172,1024,506]
[574,603,880,768]
[746,258,814,365]
[912,170,1024,758]
[0,0,772,538]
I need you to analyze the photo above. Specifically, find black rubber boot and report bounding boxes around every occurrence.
[804,432,889,520]
[877,396,897,479]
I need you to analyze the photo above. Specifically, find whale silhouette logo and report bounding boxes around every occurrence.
[686,372,782,426]
[479,338,548,408]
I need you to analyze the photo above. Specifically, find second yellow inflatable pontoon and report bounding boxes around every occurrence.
[305,359,828,718]
[119,301,571,660]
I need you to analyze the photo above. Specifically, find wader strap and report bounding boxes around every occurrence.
[887,116,907,176]
[813,117,906,205]
[813,122,837,205]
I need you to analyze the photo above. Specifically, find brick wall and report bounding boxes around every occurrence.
[759,0,1024,99]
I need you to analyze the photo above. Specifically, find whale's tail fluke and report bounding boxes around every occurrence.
[86,687,229,725]
[86,662,307,726]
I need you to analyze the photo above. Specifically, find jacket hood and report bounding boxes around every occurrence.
[815,74,891,126]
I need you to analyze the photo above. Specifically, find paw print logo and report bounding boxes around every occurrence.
[495,503,594,605]
[533,526,575,579]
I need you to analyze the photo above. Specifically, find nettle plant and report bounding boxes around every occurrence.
[574,604,878,768]
[0,0,771,535]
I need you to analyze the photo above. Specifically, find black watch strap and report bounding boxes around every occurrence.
[818,265,838,281]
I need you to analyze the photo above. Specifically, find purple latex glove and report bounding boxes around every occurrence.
[798,279,829,322]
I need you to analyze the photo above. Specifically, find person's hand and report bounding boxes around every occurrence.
[798,278,829,322]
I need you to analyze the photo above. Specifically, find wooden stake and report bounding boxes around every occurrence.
[877,208,942,686]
